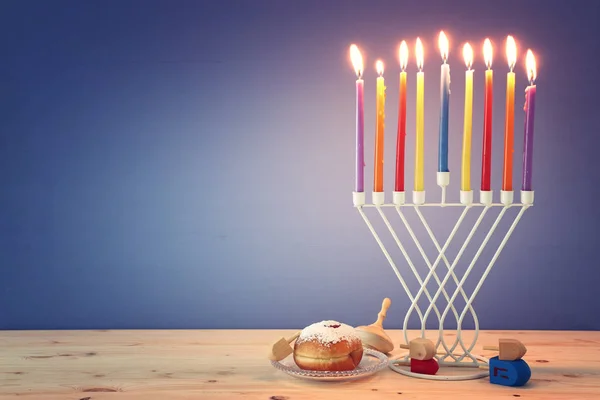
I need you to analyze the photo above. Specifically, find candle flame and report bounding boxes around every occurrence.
[416,37,424,70]
[483,38,493,69]
[399,40,408,71]
[439,31,449,62]
[463,43,473,69]
[349,44,363,78]
[506,35,517,71]
[526,49,537,84]
[376,60,384,76]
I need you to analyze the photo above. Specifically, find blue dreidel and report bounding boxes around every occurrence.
[489,356,531,387]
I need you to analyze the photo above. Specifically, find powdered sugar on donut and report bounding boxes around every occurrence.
[298,320,360,346]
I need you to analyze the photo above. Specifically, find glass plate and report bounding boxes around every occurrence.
[270,348,389,381]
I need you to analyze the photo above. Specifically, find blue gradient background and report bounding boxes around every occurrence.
[1,0,599,330]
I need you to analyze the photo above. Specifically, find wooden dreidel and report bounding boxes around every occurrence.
[399,338,436,360]
[410,358,440,375]
[267,331,300,361]
[355,298,394,354]
[484,338,527,361]
[400,338,439,375]
[489,356,531,386]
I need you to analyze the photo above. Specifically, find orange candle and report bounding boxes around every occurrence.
[374,60,386,193]
[502,36,517,191]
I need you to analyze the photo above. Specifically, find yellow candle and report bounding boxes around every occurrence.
[461,43,474,191]
[414,38,425,192]
[374,60,385,193]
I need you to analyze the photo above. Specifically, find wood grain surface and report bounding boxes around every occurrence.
[1,329,599,399]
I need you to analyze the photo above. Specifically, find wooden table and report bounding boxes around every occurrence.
[1,330,599,399]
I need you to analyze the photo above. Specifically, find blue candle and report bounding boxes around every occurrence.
[438,31,450,172]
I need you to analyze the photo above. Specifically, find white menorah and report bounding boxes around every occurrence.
[353,185,534,381]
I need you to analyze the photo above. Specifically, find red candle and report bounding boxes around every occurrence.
[395,41,408,192]
[481,38,494,191]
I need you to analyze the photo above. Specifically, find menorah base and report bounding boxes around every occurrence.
[389,351,490,381]
[355,191,532,380]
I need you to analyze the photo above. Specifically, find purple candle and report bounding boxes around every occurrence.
[356,79,365,192]
[522,49,537,191]
[350,45,365,192]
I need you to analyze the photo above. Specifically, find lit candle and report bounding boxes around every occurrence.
[395,41,408,195]
[522,49,537,192]
[350,44,365,194]
[502,36,517,192]
[414,38,425,193]
[461,43,474,193]
[374,60,386,195]
[481,38,494,192]
[438,31,450,173]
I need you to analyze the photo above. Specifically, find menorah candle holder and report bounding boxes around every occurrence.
[353,187,533,381]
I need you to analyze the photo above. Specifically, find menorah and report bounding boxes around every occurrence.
[353,187,533,381]
[348,32,539,380]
